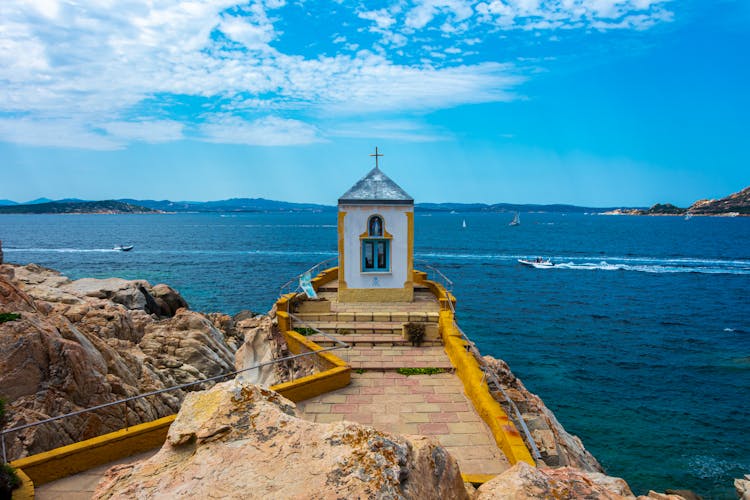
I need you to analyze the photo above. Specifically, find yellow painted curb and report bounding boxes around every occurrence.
[10,414,176,486]
[11,467,34,500]
[416,272,535,467]
[461,473,497,486]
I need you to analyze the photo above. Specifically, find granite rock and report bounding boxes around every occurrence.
[476,461,634,499]
[0,264,280,460]
[736,475,750,500]
[484,355,603,471]
[93,380,469,499]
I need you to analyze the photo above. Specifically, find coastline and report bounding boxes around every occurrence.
[1,260,724,498]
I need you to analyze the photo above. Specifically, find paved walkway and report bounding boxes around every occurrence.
[347,344,454,370]
[297,371,509,475]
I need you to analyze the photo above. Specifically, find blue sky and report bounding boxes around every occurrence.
[0,0,747,207]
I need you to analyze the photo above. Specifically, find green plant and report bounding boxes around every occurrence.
[404,322,425,347]
[0,313,21,324]
[397,367,444,376]
[293,327,317,336]
[355,368,365,374]
[0,463,21,497]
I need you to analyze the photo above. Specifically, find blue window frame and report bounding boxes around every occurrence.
[362,239,389,272]
[362,215,390,272]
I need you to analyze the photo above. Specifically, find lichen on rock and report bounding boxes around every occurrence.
[93,379,469,499]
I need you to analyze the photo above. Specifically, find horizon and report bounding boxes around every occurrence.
[1,1,748,206]
[0,194,706,210]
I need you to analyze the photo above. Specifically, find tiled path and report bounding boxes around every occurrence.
[297,371,509,475]
[347,344,454,370]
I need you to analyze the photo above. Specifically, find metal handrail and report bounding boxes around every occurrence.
[279,256,338,296]
[415,259,454,291]
[423,261,543,463]
[0,343,348,463]
[451,318,543,463]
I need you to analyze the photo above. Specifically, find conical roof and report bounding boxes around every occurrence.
[338,166,413,205]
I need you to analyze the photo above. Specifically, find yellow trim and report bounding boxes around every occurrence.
[11,414,177,486]
[461,473,497,486]
[337,210,347,294]
[404,210,414,291]
[421,275,535,467]
[358,214,393,240]
[11,468,34,499]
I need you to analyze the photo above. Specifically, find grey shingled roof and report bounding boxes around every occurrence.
[338,167,414,205]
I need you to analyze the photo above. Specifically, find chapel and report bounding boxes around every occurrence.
[337,149,414,302]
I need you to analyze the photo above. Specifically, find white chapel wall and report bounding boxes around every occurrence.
[340,204,411,289]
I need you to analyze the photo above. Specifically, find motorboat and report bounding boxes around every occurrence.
[114,245,134,252]
[518,258,554,268]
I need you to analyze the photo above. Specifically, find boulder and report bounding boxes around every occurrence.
[93,380,469,499]
[476,461,633,499]
[736,475,750,500]
[233,315,290,387]
[0,264,281,460]
[150,284,188,316]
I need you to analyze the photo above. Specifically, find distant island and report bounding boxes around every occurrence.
[0,200,159,214]
[603,186,750,217]
[0,185,747,215]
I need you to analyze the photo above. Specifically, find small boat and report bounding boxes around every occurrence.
[114,245,134,252]
[518,258,555,268]
[462,219,467,228]
[509,212,520,226]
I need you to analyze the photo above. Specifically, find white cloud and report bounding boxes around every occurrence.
[0,118,119,150]
[329,119,451,142]
[0,0,674,149]
[358,9,397,29]
[199,115,323,146]
[102,121,185,143]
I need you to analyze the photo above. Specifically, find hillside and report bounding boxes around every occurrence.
[0,200,159,214]
[117,198,334,213]
[688,186,750,215]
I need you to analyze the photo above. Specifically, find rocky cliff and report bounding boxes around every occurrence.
[485,356,603,471]
[689,186,750,215]
[0,263,287,460]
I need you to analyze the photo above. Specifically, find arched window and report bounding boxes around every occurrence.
[369,216,383,237]
[362,215,390,272]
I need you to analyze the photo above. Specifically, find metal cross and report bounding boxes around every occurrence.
[370,146,383,169]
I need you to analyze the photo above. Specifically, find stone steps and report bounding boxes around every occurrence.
[345,345,454,371]
[292,312,440,323]
[307,333,442,347]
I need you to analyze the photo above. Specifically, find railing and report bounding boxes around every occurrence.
[0,344,348,464]
[415,259,454,292]
[426,261,543,463]
[450,315,543,463]
[279,256,338,296]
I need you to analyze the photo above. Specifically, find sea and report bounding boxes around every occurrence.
[1,212,748,498]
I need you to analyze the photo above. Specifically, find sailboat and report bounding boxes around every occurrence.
[509,212,520,226]
[462,219,467,228]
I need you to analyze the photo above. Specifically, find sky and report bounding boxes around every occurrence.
[0,0,748,207]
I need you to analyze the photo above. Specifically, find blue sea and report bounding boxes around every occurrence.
[1,212,748,498]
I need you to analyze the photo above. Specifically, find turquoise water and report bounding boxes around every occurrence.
[1,212,748,498]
